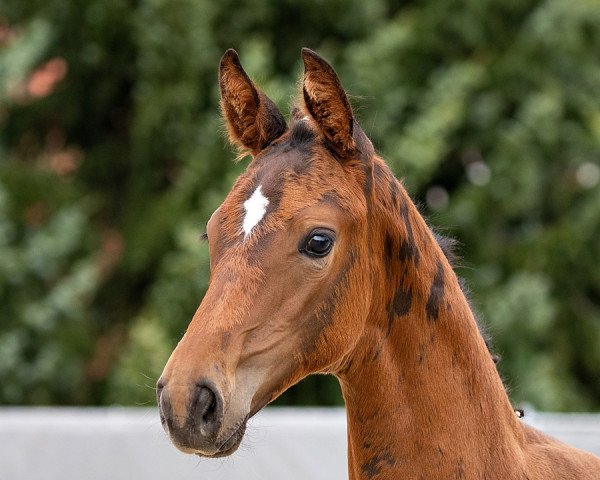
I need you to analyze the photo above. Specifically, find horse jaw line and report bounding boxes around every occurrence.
[242,185,269,237]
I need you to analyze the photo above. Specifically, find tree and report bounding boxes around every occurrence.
[1,0,599,410]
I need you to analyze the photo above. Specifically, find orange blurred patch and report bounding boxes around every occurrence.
[47,147,83,179]
[26,57,68,98]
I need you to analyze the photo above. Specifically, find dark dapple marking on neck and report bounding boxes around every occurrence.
[362,451,396,479]
[372,292,412,361]
[391,286,412,317]
[382,229,412,343]
[399,203,420,266]
[383,233,394,281]
[426,260,445,322]
[385,286,412,338]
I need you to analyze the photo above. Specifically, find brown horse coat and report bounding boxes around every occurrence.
[157,48,600,479]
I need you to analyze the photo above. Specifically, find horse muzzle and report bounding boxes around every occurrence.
[156,377,247,457]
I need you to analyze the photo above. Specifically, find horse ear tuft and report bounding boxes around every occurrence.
[301,48,356,158]
[219,49,287,156]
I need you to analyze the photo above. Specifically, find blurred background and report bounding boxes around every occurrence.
[1,0,599,413]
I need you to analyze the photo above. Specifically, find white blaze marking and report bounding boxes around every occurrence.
[242,185,269,237]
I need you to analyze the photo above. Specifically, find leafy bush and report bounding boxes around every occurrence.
[1,0,599,410]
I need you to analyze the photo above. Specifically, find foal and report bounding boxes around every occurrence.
[157,49,600,479]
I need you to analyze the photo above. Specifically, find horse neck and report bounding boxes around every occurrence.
[336,166,526,479]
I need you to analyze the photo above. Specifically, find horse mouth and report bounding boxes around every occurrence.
[202,392,275,457]
[198,420,247,458]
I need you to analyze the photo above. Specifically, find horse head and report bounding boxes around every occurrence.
[157,49,379,457]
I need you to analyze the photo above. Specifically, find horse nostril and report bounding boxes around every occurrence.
[157,385,171,429]
[198,387,215,420]
[193,383,222,436]
[156,379,166,407]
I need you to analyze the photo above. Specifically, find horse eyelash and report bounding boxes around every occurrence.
[200,232,209,243]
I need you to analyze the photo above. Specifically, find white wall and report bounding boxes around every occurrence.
[0,408,598,480]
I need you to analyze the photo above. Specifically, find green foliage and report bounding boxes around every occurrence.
[1,0,599,410]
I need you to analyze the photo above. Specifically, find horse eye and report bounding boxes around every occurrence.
[301,232,333,258]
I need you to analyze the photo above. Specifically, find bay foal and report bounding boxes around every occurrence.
[158,49,600,479]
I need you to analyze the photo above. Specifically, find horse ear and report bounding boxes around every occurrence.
[301,48,356,158]
[219,49,287,156]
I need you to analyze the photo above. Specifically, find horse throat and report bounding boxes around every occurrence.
[335,187,526,479]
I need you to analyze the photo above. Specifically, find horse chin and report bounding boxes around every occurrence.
[195,418,248,458]
[200,387,274,458]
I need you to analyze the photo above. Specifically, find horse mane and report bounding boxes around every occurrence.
[433,230,500,365]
